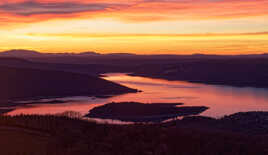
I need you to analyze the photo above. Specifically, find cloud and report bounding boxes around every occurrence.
[0,1,114,16]
[0,0,267,24]
[25,32,268,39]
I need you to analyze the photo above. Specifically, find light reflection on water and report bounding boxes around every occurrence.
[6,73,268,118]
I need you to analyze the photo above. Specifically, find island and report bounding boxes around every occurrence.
[86,102,208,122]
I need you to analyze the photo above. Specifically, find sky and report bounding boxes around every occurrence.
[0,0,268,54]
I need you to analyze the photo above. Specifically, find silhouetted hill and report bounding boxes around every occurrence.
[0,49,101,58]
[0,66,137,102]
[0,49,136,58]
[2,50,268,89]
[130,58,268,88]
[1,49,268,64]
[2,55,268,89]
[0,49,42,57]
[0,57,137,76]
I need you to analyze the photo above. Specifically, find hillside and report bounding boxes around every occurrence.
[0,114,268,155]
[0,57,138,76]
[130,58,268,88]
[0,66,137,102]
[1,49,268,64]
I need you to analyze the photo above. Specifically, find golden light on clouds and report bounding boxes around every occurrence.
[0,0,268,54]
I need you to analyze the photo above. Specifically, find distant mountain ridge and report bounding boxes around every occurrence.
[0,49,138,58]
[1,49,268,58]
[0,49,102,57]
[0,50,41,57]
[1,49,268,64]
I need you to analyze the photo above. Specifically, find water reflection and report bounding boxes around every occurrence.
[6,73,268,118]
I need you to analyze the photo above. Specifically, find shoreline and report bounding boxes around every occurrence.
[0,92,139,115]
[0,108,14,115]
[128,73,268,89]
[0,89,140,108]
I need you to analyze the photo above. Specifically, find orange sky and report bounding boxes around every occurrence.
[0,0,268,54]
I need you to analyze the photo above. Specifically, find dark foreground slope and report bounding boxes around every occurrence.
[0,113,268,155]
[0,66,137,102]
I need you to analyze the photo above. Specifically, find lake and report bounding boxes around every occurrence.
[6,73,268,118]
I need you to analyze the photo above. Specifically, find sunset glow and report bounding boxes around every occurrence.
[0,0,268,54]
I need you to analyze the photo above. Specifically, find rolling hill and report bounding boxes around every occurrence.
[0,66,137,102]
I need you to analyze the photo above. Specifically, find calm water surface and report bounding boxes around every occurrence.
[7,73,268,118]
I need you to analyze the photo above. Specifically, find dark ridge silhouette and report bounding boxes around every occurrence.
[0,49,136,58]
[1,49,268,64]
[0,108,13,114]
[130,58,268,88]
[0,49,135,58]
[0,57,138,76]
[0,49,41,57]
[2,50,268,88]
[86,102,208,122]
[0,49,101,57]
[0,66,137,103]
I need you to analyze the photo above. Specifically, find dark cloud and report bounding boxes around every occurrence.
[0,1,114,16]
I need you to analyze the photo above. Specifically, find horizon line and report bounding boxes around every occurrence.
[1,49,268,56]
